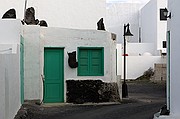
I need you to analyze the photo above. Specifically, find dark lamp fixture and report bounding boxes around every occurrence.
[163,8,171,19]
[124,24,133,36]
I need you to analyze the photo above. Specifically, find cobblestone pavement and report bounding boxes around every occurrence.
[15,80,166,119]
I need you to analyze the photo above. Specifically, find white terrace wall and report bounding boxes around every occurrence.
[126,56,166,79]
[126,43,155,56]
[0,45,21,119]
[0,0,105,29]
[117,43,166,79]
[23,26,117,101]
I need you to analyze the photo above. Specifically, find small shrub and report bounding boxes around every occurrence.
[136,67,154,81]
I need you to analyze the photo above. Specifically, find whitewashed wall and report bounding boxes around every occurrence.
[167,0,180,117]
[155,0,180,118]
[23,26,42,100]
[127,43,155,55]
[0,19,21,119]
[0,45,21,119]
[117,43,166,79]
[106,3,140,43]
[126,56,166,79]
[116,44,122,76]
[0,19,21,44]
[42,27,116,82]
[140,0,167,55]
[0,0,105,29]
[23,26,117,101]
[157,0,167,50]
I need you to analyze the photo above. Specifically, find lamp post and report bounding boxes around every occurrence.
[122,23,133,98]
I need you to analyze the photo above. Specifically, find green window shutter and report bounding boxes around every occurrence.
[78,50,89,75]
[90,49,103,75]
[78,47,104,76]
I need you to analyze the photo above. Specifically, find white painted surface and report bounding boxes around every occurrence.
[0,20,21,119]
[116,44,122,76]
[106,3,140,43]
[167,0,180,117]
[126,43,155,55]
[0,19,21,44]
[126,56,165,79]
[140,0,167,55]
[0,0,105,29]
[140,0,157,51]
[154,113,180,119]
[0,55,5,119]
[23,26,42,100]
[0,45,21,119]
[23,26,117,101]
[155,0,180,118]
[42,27,117,82]
[117,43,166,79]
[157,0,167,50]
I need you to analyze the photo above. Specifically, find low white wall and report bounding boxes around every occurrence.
[118,56,166,80]
[126,56,166,79]
[117,43,166,79]
[126,43,155,55]
[0,44,21,119]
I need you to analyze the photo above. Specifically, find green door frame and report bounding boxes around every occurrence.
[20,35,24,104]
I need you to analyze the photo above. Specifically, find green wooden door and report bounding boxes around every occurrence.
[44,48,64,103]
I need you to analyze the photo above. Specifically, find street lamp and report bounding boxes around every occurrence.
[122,23,133,98]
[163,8,171,19]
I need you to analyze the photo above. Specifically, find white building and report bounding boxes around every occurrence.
[0,19,117,118]
[0,19,22,119]
[154,0,180,118]
[23,26,117,102]
[140,0,167,55]
[116,0,167,80]
[0,0,106,29]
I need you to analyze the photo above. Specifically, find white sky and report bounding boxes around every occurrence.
[106,0,150,3]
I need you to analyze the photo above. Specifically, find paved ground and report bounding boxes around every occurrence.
[15,80,166,119]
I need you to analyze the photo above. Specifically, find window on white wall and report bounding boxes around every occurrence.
[163,41,166,48]
[160,9,167,21]
[78,47,104,76]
